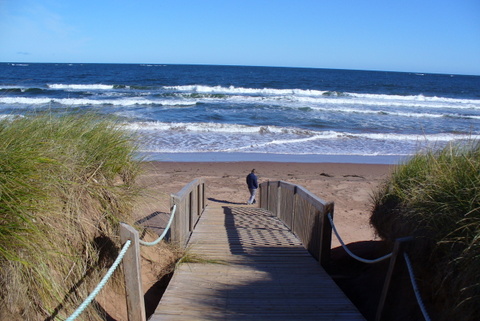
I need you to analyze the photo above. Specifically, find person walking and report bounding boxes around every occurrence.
[246,169,258,205]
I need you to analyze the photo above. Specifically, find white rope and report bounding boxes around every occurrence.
[139,204,177,246]
[327,212,392,264]
[66,239,132,321]
[403,252,432,321]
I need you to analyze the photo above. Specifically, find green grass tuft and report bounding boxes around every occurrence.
[0,113,141,321]
[371,141,480,321]
[176,249,227,266]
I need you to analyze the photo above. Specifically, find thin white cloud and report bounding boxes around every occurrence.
[0,2,90,61]
[25,4,74,38]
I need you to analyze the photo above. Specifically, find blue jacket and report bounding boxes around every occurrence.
[246,173,258,189]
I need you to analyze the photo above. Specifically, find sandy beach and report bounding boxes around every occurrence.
[134,161,395,247]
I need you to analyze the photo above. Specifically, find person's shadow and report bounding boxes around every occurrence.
[208,197,245,205]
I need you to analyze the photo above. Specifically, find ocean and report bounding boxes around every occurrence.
[1,63,479,164]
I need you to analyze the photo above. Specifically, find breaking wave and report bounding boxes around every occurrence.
[125,121,479,141]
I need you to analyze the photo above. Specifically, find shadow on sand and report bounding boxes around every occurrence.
[207,197,245,205]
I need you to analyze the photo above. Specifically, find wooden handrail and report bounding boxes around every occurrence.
[259,180,334,266]
[170,178,206,248]
[120,178,206,321]
[259,181,424,320]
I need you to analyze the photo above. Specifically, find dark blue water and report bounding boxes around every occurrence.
[3,63,480,97]
[1,63,479,163]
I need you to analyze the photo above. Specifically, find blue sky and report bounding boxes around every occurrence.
[1,0,479,75]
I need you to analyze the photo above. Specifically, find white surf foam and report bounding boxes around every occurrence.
[126,121,479,142]
[163,85,329,97]
[0,97,197,107]
[47,84,116,90]
[165,85,480,111]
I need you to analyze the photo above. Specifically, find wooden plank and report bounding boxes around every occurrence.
[151,204,364,320]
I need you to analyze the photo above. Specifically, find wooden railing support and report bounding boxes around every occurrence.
[261,182,265,209]
[291,185,297,232]
[120,223,146,321]
[276,181,282,217]
[375,236,413,321]
[259,181,334,267]
[320,202,334,267]
[170,178,206,248]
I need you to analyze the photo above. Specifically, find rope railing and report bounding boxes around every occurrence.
[139,204,177,246]
[404,252,432,321]
[63,178,205,321]
[65,240,132,321]
[327,212,392,264]
[66,204,177,320]
[327,213,431,321]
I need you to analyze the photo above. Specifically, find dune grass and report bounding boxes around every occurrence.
[0,113,141,321]
[371,141,480,321]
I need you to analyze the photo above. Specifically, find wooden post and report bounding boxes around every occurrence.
[197,183,202,216]
[276,181,282,217]
[189,191,193,232]
[320,202,334,267]
[376,236,413,321]
[291,185,297,232]
[262,181,269,210]
[202,182,206,211]
[170,195,180,246]
[266,181,270,211]
[120,223,146,321]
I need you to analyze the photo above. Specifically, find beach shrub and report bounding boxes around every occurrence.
[371,141,480,321]
[0,113,141,321]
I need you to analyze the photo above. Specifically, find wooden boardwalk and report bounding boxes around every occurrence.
[151,203,364,320]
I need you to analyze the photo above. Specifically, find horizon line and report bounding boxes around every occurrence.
[2,61,479,77]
